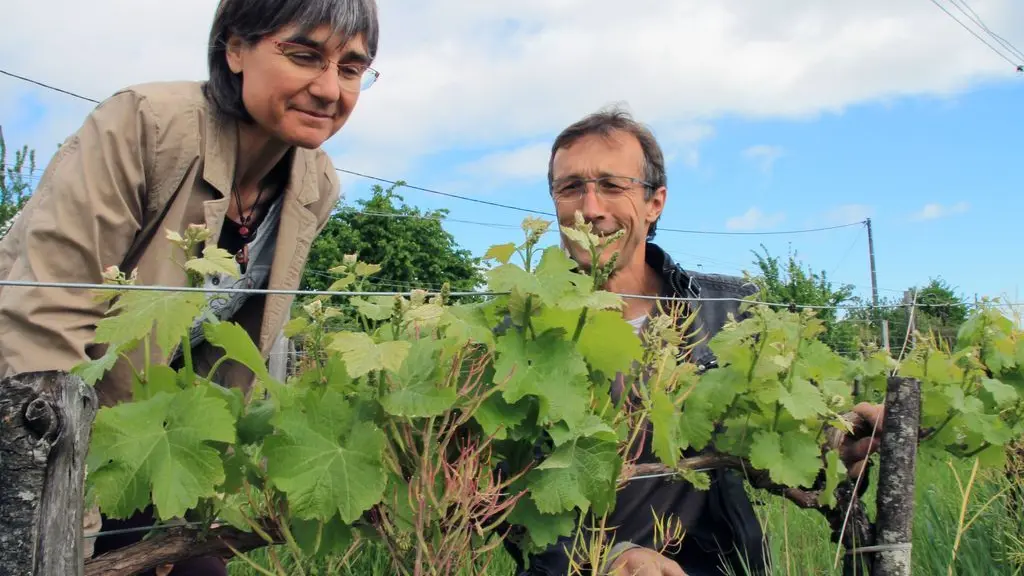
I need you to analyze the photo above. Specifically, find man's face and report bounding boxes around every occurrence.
[550,130,665,273]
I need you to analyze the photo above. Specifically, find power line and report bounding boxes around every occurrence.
[947,0,1024,61]
[1,68,871,237]
[0,69,99,104]
[661,221,864,236]
[926,0,1024,70]
[335,168,553,216]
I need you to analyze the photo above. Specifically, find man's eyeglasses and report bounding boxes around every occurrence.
[273,40,380,92]
[550,176,652,203]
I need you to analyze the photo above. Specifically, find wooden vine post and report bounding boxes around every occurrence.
[0,371,97,576]
[871,375,921,576]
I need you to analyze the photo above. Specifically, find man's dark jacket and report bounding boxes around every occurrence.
[506,243,769,576]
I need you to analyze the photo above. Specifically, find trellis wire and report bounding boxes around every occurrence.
[0,279,1014,311]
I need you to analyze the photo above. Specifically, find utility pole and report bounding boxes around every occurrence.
[866,218,890,351]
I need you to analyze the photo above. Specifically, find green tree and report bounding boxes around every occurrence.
[0,127,36,238]
[302,181,484,294]
[748,244,859,353]
[840,276,968,358]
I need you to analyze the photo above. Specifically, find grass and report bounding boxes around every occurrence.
[228,452,1024,576]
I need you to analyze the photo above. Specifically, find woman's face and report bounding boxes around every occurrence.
[226,24,374,148]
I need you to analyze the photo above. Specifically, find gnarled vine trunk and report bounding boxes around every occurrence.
[0,371,97,576]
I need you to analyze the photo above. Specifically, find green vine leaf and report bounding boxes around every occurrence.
[507,496,576,551]
[534,308,643,377]
[817,451,847,508]
[484,242,517,265]
[748,430,822,489]
[94,290,206,359]
[526,436,620,515]
[329,331,411,378]
[72,347,121,386]
[440,304,496,351]
[265,390,387,523]
[494,330,590,429]
[381,338,458,418]
[185,246,240,278]
[87,386,236,519]
[203,321,275,384]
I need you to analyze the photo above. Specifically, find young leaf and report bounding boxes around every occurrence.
[72,347,121,386]
[329,331,411,378]
[185,246,240,279]
[817,451,847,508]
[533,307,643,378]
[131,364,181,401]
[349,296,395,322]
[203,321,274,384]
[440,304,496,351]
[380,338,458,418]
[283,317,310,338]
[94,291,206,359]
[484,242,518,265]
[649,388,684,466]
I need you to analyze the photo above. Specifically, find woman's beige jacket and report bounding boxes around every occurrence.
[0,81,340,406]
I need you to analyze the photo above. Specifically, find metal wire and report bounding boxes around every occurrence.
[84,521,211,539]
[0,279,1016,311]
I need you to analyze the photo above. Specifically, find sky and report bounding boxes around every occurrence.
[1,0,1022,308]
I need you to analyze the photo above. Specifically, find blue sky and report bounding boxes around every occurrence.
[333,79,1023,305]
[1,0,1022,308]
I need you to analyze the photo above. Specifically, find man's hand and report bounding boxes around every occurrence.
[608,547,687,576]
[836,402,885,479]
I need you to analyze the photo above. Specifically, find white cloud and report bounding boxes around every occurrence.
[1,0,1022,183]
[743,144,785,172]
[726,207,786,231]
[660,123,716,168]
[912,201,970,221]
[822,204,875,225]
[459,142,551,181]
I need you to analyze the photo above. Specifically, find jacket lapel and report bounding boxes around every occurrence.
[259,150,320,353]
[199,111,320,354]
[201,112,234,244]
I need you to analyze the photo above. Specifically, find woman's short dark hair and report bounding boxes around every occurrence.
[548,106,667,241]
[205,0,379,122]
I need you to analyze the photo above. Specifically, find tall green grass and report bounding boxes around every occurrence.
[229,453,1023,575]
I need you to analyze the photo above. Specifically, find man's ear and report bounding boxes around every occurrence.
[645,185,667,226]
[225,35,246,74]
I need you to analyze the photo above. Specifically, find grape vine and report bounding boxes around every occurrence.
[76,217,1024,575]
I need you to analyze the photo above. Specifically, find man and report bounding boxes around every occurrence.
[512,107,881,576]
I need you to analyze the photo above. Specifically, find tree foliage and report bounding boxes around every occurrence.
[845,277,969,354]
[748,244,859,353]
[0,127,36,239]
[302,182,484,294]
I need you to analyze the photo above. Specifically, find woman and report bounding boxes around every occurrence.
[0,0,380,573]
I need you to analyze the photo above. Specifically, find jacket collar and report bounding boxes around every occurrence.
[644,242,719,370]
[645,242,701,299]
[202,110,321,207]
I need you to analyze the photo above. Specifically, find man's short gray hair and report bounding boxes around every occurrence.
[548,105,667,240]
[204,0,380,122]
